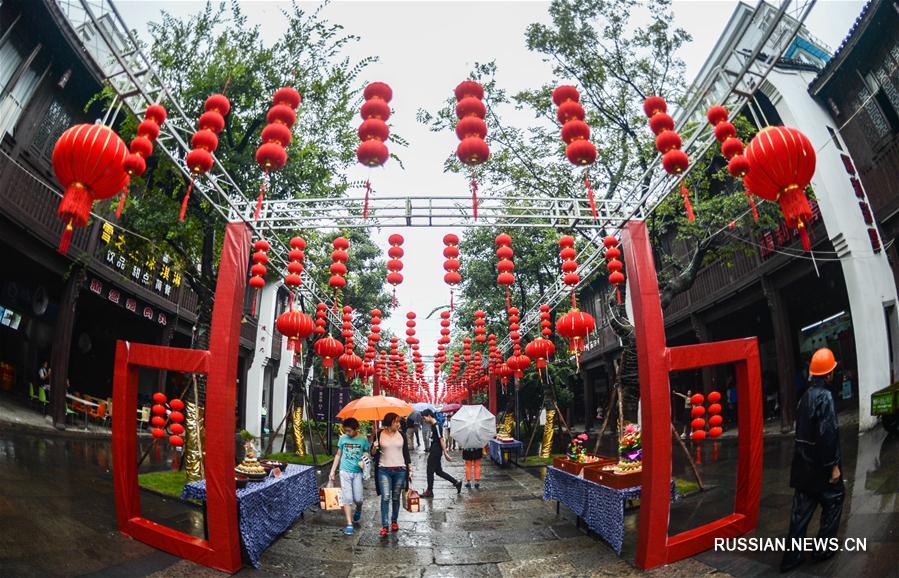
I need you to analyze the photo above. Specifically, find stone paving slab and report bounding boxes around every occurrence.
[434,545,512,565]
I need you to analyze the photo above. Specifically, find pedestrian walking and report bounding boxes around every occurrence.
[780,348,844,573]
[372,412,411,536]
[328,418,370,535]
[444,414,455,451]
[419,409,461,497]
[462,445,483,489]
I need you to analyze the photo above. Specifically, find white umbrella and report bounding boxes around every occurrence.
[450,405,496,449]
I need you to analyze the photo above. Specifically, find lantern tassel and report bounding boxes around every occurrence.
[470,178,479,221]
[616,287,622,304]
[254,171,267,221]
[505,287,511,311]
[58,220,74,255]
[392,287,396,308]
[363,179,371,221]
[115,189,128,219]
[798,222,811,252]
[746,190,759,222]
[179,176,195,222]
[288,292,294,311]
[450,288,454,312]
[681,184,695,222]
[585,172,598,221]
[696,445,702,465]
[713,441,718,461]
[571,290,576,309]
[251,288,258,317]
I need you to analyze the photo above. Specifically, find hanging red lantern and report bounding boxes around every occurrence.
[454,80,489,219]
[707,105,757,223]
[603,237,626,303]
[330,237,350,309]
[525,337,555,373]
[51,124,130,254]
[555,309,595,368]
[117,104,166,218]
[315,336,344,371]
[474,310,487,344]
[643,96,694,221]
[254,87,301,220]
[443,233,462,310]
[553,85,599,220]
[743,126,817,251]
[357,82,392,219]
[248,239,269,316]
[558,235,580,307]
[386,233,404,306]
[495,233,515,309]
[181,94,230,222]
[276,309,314,365]
[284,236,306,308]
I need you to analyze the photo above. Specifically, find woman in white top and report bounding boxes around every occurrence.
[372,412,411,536]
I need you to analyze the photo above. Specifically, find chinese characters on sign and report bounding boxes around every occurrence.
[310,386,351,421]
[88,278,168,325]
[99,223,182,298]
[758,199,822,258]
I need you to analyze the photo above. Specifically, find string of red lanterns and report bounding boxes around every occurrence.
[386,233,404,306]
[118,104,166,219]
[52,124,130,254]
[150,392,185,447]
[643,95,693,221]
[474,310,487,345]
[329,237,350,310]
[553,85,599,220]
[525,305,555,381]
[248,238,270,316]
[181,93,230,222]
[603,235,626,304]
[357,82,392,219]
[443,233,462,310]
[284,236,306,309]
[254,87,301,220]
[706,105,757,222]
[454,80,489,219]
[558,235,579,308]
[338,305,363,381]
[496,233,515,310]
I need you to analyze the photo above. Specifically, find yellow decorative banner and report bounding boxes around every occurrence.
[498,412,515,437]
[540,408,556,458]
[183,401,205,481]
[292,407,306,456]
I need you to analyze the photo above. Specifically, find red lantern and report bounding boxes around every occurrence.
[554,85,599,220]
[691,430,706,441]
[276,310,314,363]
[386,233,404,306]
[691,418,706,430]
[495,233,515,309]
[556,309,595,368]
[443,233,462,309]
[708,391,721,403]
[525,337,555,373]
[454,81,489,218]
[329,237,350,308]
[315,336,344,370]
[644,96,694,221]
[181,95,229,222]
[709,415,723,427]
[52,124,129,254]
[743,126,817,250]
[253,87,301,219]
[117,104,166,218]
[706,105,756,223]
[247,239,269,316]
[357,82,393,219]
[690,393,704,406]
[690,406,705,418]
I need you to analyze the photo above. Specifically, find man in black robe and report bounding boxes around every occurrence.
[780,348,844,572]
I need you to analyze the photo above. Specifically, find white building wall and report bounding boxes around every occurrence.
[244,282,280,437]
[764,68,898,431]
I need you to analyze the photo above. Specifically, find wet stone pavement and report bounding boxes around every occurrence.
[0,421,896,577]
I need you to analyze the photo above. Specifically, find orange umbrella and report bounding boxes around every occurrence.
[336,395,414,421]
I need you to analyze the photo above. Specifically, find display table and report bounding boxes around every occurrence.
[488,438,523,467]
[543,466,676,555]
[181,464,318,568]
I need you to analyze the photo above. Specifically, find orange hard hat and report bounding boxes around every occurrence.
[809,348,837,376]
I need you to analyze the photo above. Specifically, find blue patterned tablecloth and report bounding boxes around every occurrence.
[181,464,319,568]
[488,438,523,466]
[543,466,677,555]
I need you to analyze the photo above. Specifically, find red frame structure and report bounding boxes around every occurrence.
[112,222,251,573]
[623,220,763,569]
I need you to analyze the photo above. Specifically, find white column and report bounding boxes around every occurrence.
[244,282,280,437]
[271,327,292,436]
[766,70,899,431]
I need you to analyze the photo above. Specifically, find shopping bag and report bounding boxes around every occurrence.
[360,454,372,481]
[319,481,343,511]
[403,484,420,513]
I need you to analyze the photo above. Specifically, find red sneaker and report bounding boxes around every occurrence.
[379,526,389,536]
[391,522,399,532]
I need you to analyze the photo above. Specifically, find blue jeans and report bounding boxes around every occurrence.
[378,467,406,527]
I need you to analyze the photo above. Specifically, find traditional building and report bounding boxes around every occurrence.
[0,0,264,428]
[578,0,898,432]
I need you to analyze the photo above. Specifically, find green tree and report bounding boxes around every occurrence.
[110,2,392,362]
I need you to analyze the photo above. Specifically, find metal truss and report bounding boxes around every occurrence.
[52,0,815,353]
[51,0,366,341]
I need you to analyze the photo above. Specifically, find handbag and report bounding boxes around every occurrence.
[360,453,372,481]
[319,480,343,511]
[403,477,420,513]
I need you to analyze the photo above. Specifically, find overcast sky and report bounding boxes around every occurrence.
[117,0,865,366]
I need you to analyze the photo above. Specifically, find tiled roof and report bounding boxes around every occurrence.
[808,0,878,94]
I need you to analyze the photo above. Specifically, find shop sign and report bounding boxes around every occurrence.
[310,385,350,421]
[99,223,182,298]
[88,278,168,326]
